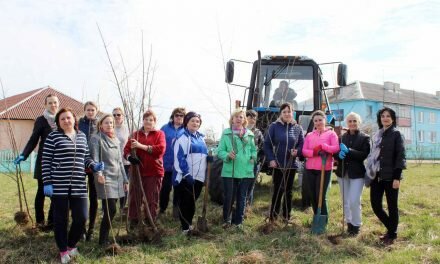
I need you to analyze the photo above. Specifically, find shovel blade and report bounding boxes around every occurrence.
[311,209,328,235]
[197,216,208,233]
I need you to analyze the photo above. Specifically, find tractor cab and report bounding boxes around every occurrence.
[225,52,347,133]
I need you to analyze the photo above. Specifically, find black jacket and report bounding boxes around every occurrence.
[378,126,406,181]
[22,116,53,179]
[335,130,370,179]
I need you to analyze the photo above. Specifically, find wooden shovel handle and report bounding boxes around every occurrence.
[317,155,328,210]
[202,157,212,217]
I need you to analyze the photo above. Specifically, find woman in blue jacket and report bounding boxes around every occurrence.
[264,103,304,222]
[159,107,186,216]
[173,112,208,234]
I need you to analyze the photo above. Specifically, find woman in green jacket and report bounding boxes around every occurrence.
[218,109,257,229]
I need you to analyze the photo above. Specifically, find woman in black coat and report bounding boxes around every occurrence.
[336,112,370,236]
[14,94,59,230]
[365,107,406,245]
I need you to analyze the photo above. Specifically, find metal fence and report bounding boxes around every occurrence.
[0,150,35,173]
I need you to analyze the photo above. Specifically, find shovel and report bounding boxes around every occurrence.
[311,153,328,235]
[197,153,212,232]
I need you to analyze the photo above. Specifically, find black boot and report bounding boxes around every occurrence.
[349,225,360,236]
[347,223,354,234]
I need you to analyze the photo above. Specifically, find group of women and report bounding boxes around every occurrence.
[14,94,405,263]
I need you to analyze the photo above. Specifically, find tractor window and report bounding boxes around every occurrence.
[257,65,314,112]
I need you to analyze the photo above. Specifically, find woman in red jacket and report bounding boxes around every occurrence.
[124,110,166,224]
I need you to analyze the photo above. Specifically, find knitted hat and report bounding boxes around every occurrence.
[183,111,202,127]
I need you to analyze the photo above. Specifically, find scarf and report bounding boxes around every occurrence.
[364,128,383,186]
[43,109,57,131]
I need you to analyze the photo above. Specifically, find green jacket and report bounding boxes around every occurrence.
[217,128,257,178]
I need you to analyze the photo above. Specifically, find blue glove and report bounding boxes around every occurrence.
[13,155,25,165]
[338,151,346,160]
[93,162,105,172]
[184,175,194,186]
[340,143,349,154]
[44,185,53,197]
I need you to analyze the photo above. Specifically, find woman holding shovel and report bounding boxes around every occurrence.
[302,110,339,234]
[263,102,304,222]
[335,112,370,236]
[89,114,128,246]
[123,110,166,226]
[173,112,208,234]
[217,109,257,230]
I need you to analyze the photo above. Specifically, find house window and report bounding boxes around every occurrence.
[418,130,424,142]
[399,127,411,143]
[429,112,436,124]
[366,105,373,120]
[398,105,411,118]
[431,131,437,143]
[418,112,424,123]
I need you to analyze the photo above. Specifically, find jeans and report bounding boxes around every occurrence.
[35,177,54,225]
[99,198,117,245]
[304,169,331,216]
[223,177,253,225]
[175,179,203,230]
[370,177,399,238]
[52,196,88,252]
[337,176,364,227]
[119,165,130,209]
[270,168,296,220]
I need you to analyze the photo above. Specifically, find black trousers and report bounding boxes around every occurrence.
[87,172,98,232]
[35,177,54,225]
[159,171,177,213]
[175,179,203,230]
[52,196,88,252]
[119,165,130,209]
[370,177,399,238]
[304,169,331,216]
[270,168,296,220]
[99,198,117,245]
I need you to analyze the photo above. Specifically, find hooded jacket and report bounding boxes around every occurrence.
[263,118,304,169]
[173,129,208,184]
[217,128,257,178]
[302,128,339,171]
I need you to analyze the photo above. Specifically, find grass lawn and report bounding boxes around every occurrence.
[0,163,439,263]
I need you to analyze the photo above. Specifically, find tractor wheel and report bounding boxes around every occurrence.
[208,158,224,205]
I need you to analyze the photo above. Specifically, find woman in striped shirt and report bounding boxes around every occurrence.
[42,107,104,264]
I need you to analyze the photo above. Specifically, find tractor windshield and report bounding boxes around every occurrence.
[257,65,314,112]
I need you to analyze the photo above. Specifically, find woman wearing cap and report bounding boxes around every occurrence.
[217,108,257,230]
[89,114,128,246]
[123,110,166,225]
[335,112,370,236]
[302,110,339,232]
[173,112,208,234]
[263,102,304,222]
[160,107,186,216]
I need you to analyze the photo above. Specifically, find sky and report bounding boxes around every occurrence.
[0,0,439,138]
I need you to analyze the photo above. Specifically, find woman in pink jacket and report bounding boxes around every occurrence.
[302,110,339,228]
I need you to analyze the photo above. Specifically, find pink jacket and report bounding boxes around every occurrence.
[302,129,339,170]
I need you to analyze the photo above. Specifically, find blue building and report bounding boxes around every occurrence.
[328,81,440,159]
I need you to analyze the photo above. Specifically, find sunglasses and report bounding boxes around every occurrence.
[113,114,122,117]
[174,114,184,117]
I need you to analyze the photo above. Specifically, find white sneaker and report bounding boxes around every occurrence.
[68,247,79,257]
[60,252,71,264]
